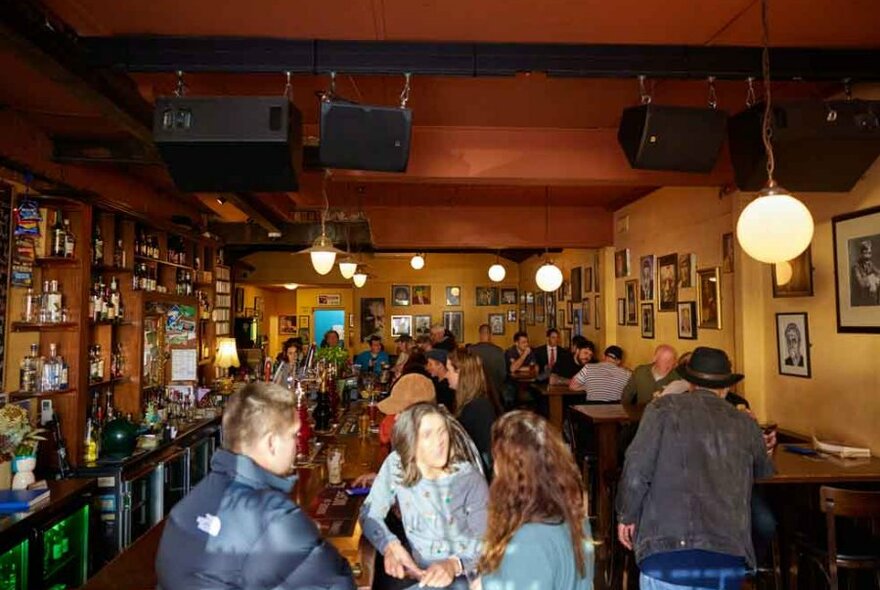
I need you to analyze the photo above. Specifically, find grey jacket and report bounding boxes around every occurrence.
[616,389,775,567]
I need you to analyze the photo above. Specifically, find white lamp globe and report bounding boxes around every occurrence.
[736,185,814,264]
[352,270,368,288]
[535,262,563,292]
[410,254,426,270]
[283,283,299,291]
[488,263,506,282]
[309,235,337,275]
[775,260,793,286]
[338,258,358,279]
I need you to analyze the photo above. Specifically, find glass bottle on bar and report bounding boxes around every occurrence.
[92,222,104,265]
[41,343,60,392]
[51,210,65,257]
[63,218,75,258]
[114,237,125,269]
[46,280,63,323]
[19,343,40,393]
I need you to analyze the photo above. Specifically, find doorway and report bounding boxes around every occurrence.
[313,309,345,346]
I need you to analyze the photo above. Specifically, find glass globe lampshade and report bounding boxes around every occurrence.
[338,258,358,279]
[352,269,368,288]
[535,262,563,292]
[488,263,506,282]
[736,184,814,264]
[283,283,298,291]
[308,234,338,275]
[774,261,793,286]
[410,254,426,270]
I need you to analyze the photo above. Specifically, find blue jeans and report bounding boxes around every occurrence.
[640,572,742,590]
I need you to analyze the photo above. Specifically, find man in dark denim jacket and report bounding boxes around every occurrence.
[616,347,775,590]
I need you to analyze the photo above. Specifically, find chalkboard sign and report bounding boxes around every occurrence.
[0,184,13,391]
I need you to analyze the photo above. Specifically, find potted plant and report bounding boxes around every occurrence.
[315,345,349,376]
[0,404,45,490]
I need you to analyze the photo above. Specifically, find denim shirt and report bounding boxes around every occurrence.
[616,390,775,567]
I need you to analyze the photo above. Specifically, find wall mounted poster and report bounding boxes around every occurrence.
[833,205,880,332]
[360,298,385,342]
[678,253,695,289]
[697,267,722,330]
[279,315,297,335]
[625,280,638,325]
[443,311,464,342]
[391,315,413,337]
[639,255,655,301]
[657,253,678,312]
[677,301,697,340]
[776,312,811,378]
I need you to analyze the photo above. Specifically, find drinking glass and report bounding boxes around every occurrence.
[326,445,345,486]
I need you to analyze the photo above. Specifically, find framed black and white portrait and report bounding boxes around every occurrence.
[639,255,655,301]
[391,315,413,338]
[392,284,411,307]
[489,313,505,336]
[640,303,655,339]
[625,279,639,325]
[443,311,464,342]
[616,298,626,326]
[833,206,880,332]
[677,301,697,340]
[775,312,811,378]
[657,253,678,312]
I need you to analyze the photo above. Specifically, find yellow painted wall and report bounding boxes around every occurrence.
[518,249,604,349]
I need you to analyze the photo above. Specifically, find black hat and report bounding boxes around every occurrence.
[604,345,624,361]
[679,347,744,389]
[425,349,448,365]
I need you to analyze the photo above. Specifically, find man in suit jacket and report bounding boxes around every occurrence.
[534,328,578,380]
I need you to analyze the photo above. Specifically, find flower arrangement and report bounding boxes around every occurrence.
[0,404,45,461]
[315,345,349,374]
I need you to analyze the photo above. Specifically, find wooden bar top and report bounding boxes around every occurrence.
[533,382,585,396]
[572,403,642,422]
[761,445,880,484]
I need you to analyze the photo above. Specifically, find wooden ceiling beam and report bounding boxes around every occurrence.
[219,192,283,234]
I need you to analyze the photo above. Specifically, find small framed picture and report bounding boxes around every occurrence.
[391,315,413,337]
[234,287,244,312]
[317,293,341,306]
[392,285,411,307]
[776,312,811,378]
[501,288,518,305]
[833,205,880,332]
[617,298,626,326]
[657,253,678,312]
[697,267,722,330]
[641,303,655,339]
[677,301,697,340]
[722,233,735,273]
[571,267,583,303]
[278,315,297,335]
[535,293,545,323]
[526,291,535,304]
[571,307,582,334]
[476,287,499,306]
[625,279,639,325]
[582,298,591,326]
[414,315,432,337]
[445,286,461,306]
[489,313,505,335]
[557,308,566,329]
[299,315,310,329]
[412,285,432,305]
[639,255,655,301]
[566,300,574,325]
[772,246,814,298]
[506,309,516,322]
[443,311,464,342]
[679,253,696,289]
[615,249,631,278]
[595,295,601,329]
[584,266,594,294]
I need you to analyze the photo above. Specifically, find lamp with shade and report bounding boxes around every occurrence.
[215,337,240,393]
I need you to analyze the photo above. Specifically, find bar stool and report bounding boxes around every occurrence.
[790,486,880,590]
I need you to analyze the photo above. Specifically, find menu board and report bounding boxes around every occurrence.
[0,185,12,391]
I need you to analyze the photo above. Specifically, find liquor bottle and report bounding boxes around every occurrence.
[313,377,332,432]
[114,237,125,269]
[46,280,63,323]
[96,344,105,382]
[58,347,69,390]
[105,285,116,322]
[42,343,60,392]
[295,382,312,459]
[110,276,122,321]
[114,343,126,378]
[50,412,71,478]
[63,218,75,258]
[19,343,40,393]
[51,210,65,257]
[84,417,98,462]
[93,223,104,265]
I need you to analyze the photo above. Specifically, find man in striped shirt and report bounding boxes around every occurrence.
[568,345,632,403]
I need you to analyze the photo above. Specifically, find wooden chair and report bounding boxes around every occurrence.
[790,486,880,590]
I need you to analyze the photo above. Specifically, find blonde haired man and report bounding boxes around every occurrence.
[156,383,354,589]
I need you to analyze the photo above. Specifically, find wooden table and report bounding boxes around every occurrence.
[532,382,586,430]
[82,416,386,590]
[761,445,880,484]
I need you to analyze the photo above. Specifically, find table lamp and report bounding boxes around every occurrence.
[215,338,240,393]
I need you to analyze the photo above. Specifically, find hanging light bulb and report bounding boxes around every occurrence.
[338,257,358,279]
[283,283,299,291]
[774,260,793,286]
[536,261,563,292]
[307,234,338,275]
[352,267,368,288]
[735,0,813,264]
[488,262,506,282]
[410,253,426,270]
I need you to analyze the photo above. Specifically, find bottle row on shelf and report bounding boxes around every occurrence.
[19,342,70,394]
[21,280,69,324]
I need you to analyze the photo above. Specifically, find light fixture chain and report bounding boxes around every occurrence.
[399,73,412,108]
[760,0,776,184]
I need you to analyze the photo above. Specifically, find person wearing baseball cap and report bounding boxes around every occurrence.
[568,345,631,403]
[617,347,775,590]
[377,373,436,445]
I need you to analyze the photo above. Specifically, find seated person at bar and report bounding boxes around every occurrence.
[568,345,631,403]
[272,339,301,387]
[355,335,390,375]
[392,334,414,378]
[503,331,536,409]
[622,344,679,407]
[414,334,433,353]
[430,324,457,352]
[377,373,436,446]
[467,324,507,403]
[616,347,775,590]
[534,328,578,380]
[156,383,354,590]
[569,335,588,359]
[360,403,489,590]
[426,348,456,411]
[446,350,501,475]
[479,411,594,590]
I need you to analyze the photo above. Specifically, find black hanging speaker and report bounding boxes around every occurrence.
[617,104,727,173]
[153,96,302,192]
[319,100,412,172]
[728,100,880,192]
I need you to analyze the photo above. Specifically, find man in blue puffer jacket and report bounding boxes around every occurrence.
[156,382,355,589]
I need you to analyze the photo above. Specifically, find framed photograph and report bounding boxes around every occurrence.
[557,281,565,302]
[641,303,655,339]
[254,296,264,318]
[678,253,696,289]
[722,232,735,273]
[445,286,461,306]
[391,315,413,338]
[697,267,722,330]
[582,298,591,326]
[625,279,639,325]
[572,308,582,336]
[476,286,499,306]
[617,298,626,326]
[234,286,244,312]
[526,291,535,304]
[299,315,310,329]
[317,293,342,306]
[501,288,518,305]
[614,249,631,278]
[595,252,601,293]
[298,328,310,343]
[557,308,566,329]
[414,315,432,337]
[833,206,880,332]
[392,285,411,307]
[535,293,545,323]
[657,253,678,312]
[776,312,811,378]
[412,285,432,305]
[677,302,697,340]
[443,311,464,342]
[547,306,556,329]
[526,299,536,326]
[506,309,516,323]
[571,267,583,303]
[772,246,814,298]
[584,267,594,294]
[595,295,601,329]
[278,315,298,335]
[360,298,386,342]
[489,313,505,335]
[566,300,574,326]
[639,255,655,301]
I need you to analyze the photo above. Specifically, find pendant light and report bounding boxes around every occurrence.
[299,170,344,275]
[774,260,793,286]
[534,187,563,292]
[735,0,814,264]
[488,254,506,282]
[410,253,426,270]
[337,227,358,279]
[283,283,299,291]
[352,266,368,288]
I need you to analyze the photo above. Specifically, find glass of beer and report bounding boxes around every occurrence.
[326,445,345,486]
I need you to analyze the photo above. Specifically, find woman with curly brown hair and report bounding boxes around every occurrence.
[478,411,594,590]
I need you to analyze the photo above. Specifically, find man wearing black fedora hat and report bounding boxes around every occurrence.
[616,347,775,590]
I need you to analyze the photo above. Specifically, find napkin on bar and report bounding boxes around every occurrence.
[812,436,872,459]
